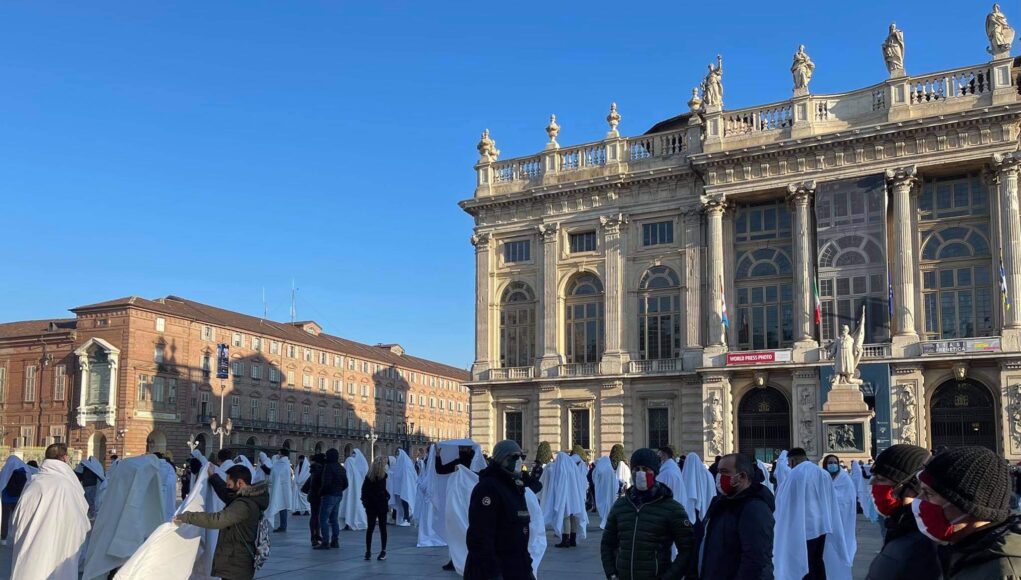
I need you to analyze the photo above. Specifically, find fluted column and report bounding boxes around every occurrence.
[886,166,920,341]
[470,232,493,378]
[600,214,628,374]
[538,223,562,375]
[787,181,817,343]
[993,153,1021,329]
[704,198,727,347]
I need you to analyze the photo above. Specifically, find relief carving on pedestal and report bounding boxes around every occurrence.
[704,392,724,456]
[798,386,817,454]
[1006,384,1021,451]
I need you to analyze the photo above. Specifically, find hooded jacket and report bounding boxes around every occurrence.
[600,483,694,580]
[865,504,941,580]
[694,481,775,580]
[940,516,1021,580]
[320,449,349,497]
[177,482,270,580]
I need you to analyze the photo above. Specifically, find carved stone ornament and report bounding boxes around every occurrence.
[470,231,492,249]
[701,195,727,214]
[898,385,917,444]
[476,128,500,163]
[986,3,1016,56]
[704,392,724,456]
[545,114,560,146]
[791,45,815,92]
[882,23,905,75]
[953,362,969,381]
[885,165,919,189]
[687,88,703,113]
[538,222,560,243]
[786,180,817,204]
[798,386,816,454]
[599,213,628,234]
[1006,384,1021,449]
[606,103,621,134]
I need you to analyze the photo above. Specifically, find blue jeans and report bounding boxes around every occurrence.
[319,495,342,543]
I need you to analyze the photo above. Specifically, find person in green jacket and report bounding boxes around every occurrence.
[175,464,270,580]
[600,448,694,580]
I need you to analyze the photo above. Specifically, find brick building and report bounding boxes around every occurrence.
[0,295,470,464]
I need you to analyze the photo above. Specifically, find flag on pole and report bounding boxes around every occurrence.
[1000,252,1011,311]
[720,280,730,342]
[887,268,894,317]
[813,277,822,325]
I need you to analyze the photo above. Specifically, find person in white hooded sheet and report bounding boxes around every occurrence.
[655,447,688,516]
[11,444,91,580]
[153,452,178,521]
[261,448,295,532]
[822,454,858,568]
[75,455,105,520]
[679,452,717,525]
[292,454,311,516]
[390,449,418,526]
[0,455,35,546]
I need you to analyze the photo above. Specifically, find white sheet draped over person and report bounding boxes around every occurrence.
[415,439,485,551]
[757,459,775,494]
[849,460,878,522]
[415,444,444,547]
[592,457,619,529]
[614,459,631,494]
[679,452,716,524]
[830,466,858,566]
[114,467,215,580]
[262,452,295,529]
[389,449,418,526]
[155,455,178,522]
[77,456,106,519]
[340,448,369,530]
[292,456,311,514]
[236,454,263,484]
[539,451,589,538]
[95,458,121,515]
[774,450,792,490]
[12,456,91,580]
[773,461,852,580]
[0,455,37,539]
[81,455,167,580]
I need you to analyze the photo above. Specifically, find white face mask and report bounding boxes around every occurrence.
[634,470,653,491]
[513,459,523,474]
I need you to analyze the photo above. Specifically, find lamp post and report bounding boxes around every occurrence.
[211,343,233,450]
[364,429,377,464]
[210,415,233,451]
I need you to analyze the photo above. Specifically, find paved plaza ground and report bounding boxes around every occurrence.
[0,513,883,579]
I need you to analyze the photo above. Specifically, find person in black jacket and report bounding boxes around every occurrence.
[362,456,391,561]
[1,467,28,545]
[865,444,940,580]
[694,453,775,580]
[305,453,325,547]
[314,448,349,550]
[465,440,539,580]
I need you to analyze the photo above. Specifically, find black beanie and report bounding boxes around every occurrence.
[921,446,1011,522]
[630,448,661,474]
[872,444,931,484]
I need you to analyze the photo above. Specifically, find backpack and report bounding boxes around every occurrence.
[239,514,272,572]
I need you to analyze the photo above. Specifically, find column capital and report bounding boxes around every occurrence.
[599,213,629,235]
[992,151,1021,174]
[470,231,492,251]
[786,180,817,204]
[884,165,919,189]
[538,222,560,243]
[701,195,727,215]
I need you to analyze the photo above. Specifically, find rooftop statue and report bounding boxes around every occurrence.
[986,3,1015,56]
[702,55,724,109]
[882,23,905,75]
[791,45,815,92]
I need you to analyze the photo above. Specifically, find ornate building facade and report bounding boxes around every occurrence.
[461,8,1021,462]
[0,295,470,464]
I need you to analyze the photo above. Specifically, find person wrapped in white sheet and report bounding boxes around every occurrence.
[261,449,295,532]
[389,449,418,526]
[540,451,589,547]
[679,452,716,524]
[773,459,852,580]
[592,456,619,529]
[291,455,311,515]
[415,438,486,571]
[822,454,858,570]
[340,448,369,530]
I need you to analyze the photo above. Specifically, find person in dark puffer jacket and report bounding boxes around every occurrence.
[314,448,349,550]
[601,448,694,580]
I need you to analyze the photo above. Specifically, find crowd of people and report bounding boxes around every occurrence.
[1,439,1020,579]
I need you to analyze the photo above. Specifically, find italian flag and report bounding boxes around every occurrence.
[813,277,822,325]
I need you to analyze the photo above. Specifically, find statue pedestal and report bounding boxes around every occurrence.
[819,383,873,461]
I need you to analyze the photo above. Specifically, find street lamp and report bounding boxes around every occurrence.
[210,415,233,451]
[364,429,377,464]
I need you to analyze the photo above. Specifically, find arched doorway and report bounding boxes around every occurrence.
[194,434,207,455]
[88,433,107,462]
[146,431,167,453]
[738,387,791,462]
[282,439,292,451]
[343,443,353,457]
[246,437,258,447]
[930,378,997,450]
[314,441,324,454]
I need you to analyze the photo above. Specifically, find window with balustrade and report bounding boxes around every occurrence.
[564,273,605,364]
[499,282,536,368]
[638,266,681,360]
[647,408,669,449]
[734,201,794,350]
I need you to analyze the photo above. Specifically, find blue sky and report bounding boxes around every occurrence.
[0,2,1010,368]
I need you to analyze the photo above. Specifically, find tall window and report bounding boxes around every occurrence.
[565,273,605,364]
[302,404,311,425]
[251,364,262,380]
[734,201,794,350]
[152,377,165,403]
[53,364,66,401]
[24,365,37,402]
[638,266,681,360]
[252,337,262,351]
[268,401,277,422]
[503,240,531,263]
[505,411,523,446]
[232,333,243,347]
[202,325,213,341]
[286,402,295,422]
[287,370,295,387]
[137,374,151,402]
[230,395,240,418]
[570,409,591,450]
[302,374,312,389]
[270,341,281,355]
[499,282,536,368]
[569,231,597,253]
[156,317,165,332]
[817,235,889,343]
[269,368,280,383]
[648,408,669,449]
[250,399,259,419]
[642,221,674,246]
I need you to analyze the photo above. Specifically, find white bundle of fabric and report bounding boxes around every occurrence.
[592,457,619,529]
[757,460,775,494]
[264,454,294,527]
[95,458,121,515]
[539,452,589,538]
[340,449,369,530]
[292,456,311,514]
[114,467,215,580]
[236,455,263,484]
[390,449,418,525]
[656,458,689,514]
[415,445,444,547]
[614,460,631,493]
[773,461,852,580]
[679,453,716,523]
[416,439,485,547]
[774,450,792,491]
[11,458,90,580]
[850,461,878,522]
[830,468,858,566]
[82,455,166,580]
[79,456,106,481]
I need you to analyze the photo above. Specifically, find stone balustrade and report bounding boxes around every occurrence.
[558,362,598,377]
[818,343,892,361]
[627,358,681,374]
[487,366,535,381]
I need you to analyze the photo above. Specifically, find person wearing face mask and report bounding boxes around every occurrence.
[864,444,940,580]
[915,446,1021,579]
[601,448,693,580]
[464,440,539,580]
[693,453,775,580]
[823,454,859,569]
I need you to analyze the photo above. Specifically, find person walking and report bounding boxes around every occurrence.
[864,444,940,580]
[362,456,390,561]
[314,448,348,550]
[304,453,325,547]
[175,464,269,580]
[0,457,30,546]
[916,446,1021,578]
[600,448,694,580]
[694,453,774,580]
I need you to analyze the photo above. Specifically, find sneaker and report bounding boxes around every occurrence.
[313,544,331,551]
[377,551,387,561]
[364,551,371,561]
[442,561,455,571]
[397,521,410,527]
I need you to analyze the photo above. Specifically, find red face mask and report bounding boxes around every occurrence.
[871,484,901,517]
[716,472,735,495]
[911,499,962,545]
[634,470,655,491]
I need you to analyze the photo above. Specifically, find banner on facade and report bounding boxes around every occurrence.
[215,343,230,379]
[920,338,1001,355]
[726,349,792,366]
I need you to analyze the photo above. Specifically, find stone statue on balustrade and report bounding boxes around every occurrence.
[986,4,1015,56]
[476,129,500,163]
[701,55,724,109]
[791,45,815,93]
[882,23,905,76]
[829,308,865,386]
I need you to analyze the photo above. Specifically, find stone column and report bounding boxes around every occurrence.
[993,153,1021,331]
[787,181,817,346]
[682,212,703,369]
[537,382,561,449]
[704,198,727,348]
[885,166,920,350]
[600,213,628,375]
[470,232,493,379]
[538,223,562,376]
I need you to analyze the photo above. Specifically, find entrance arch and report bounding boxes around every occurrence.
[343,443,353,457]
[738,386,791,462]
[88,432,107,462]
[246,436,258,447]
[930,378,997,451]
[314,441,324,454]
[146,431,167,453]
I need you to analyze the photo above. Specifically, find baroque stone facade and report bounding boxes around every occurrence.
[461,9,1021,462]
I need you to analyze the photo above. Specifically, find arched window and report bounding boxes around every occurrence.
[638,266,681,360]
[499,282,536,368]
[920,225,994,339]
[735,247,794,350]
[565,273,604,364]
[816,233,889,343]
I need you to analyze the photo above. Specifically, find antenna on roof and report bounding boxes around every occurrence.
[290,280,298,323]
[262,287,267,320]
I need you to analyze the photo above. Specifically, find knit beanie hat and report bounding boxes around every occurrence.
[630,448,661,474]
[491,440,522,465]
[920,446,1011,522]
[872,444,931,484]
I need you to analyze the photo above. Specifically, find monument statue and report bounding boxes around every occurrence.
[986,4,1016,56]
[899,386,917,444]
[882,23,905,74]
[829,307,865,386]
[791,45,815,91]
[702,55,724,108]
